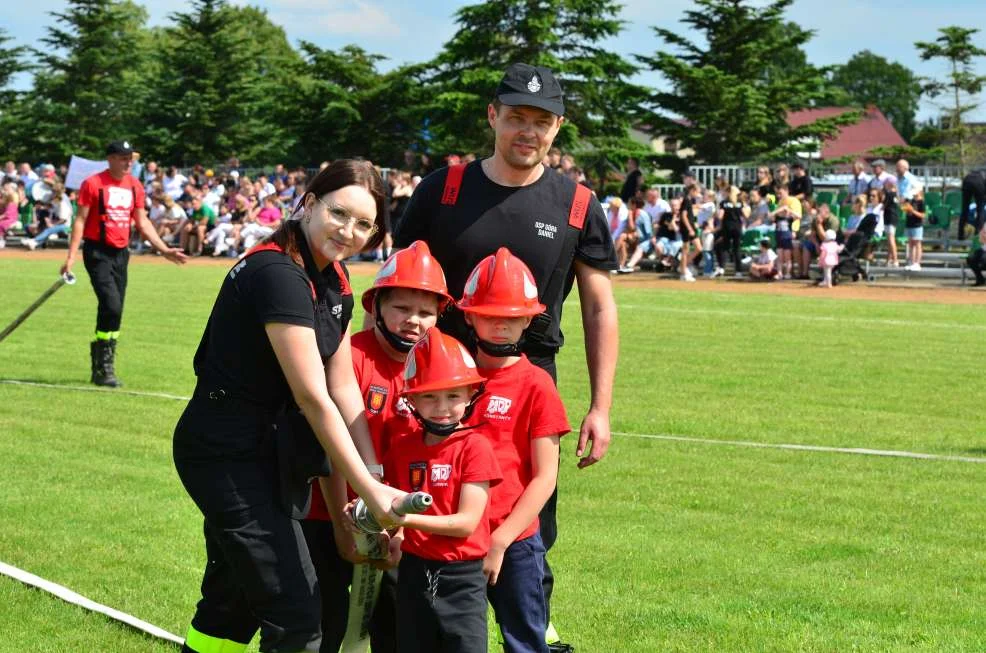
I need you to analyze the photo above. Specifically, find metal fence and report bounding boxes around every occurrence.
[687,164,966,192]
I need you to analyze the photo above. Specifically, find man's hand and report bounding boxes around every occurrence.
[162,248,188,265]
[60,255,75,278]
[576,407,611,469]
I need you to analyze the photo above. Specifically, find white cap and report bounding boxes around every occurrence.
[825,229,836,241]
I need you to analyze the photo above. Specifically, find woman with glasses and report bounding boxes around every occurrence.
[173,160,410,653]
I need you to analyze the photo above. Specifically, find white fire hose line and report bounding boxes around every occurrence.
[0,378,190,401]
[614,431,986,464]
[0,560,184,646]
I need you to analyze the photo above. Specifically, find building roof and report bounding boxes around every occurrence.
[786,106,907,160]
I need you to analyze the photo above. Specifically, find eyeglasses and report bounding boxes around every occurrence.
[317,198,378,237]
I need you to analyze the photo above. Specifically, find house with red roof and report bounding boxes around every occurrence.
[786,106,907,161]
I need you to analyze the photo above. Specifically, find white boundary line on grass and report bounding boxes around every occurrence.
[617,305,986,332]
[614,431,986,464]
[4,379,984,465]
[0,560,184,645]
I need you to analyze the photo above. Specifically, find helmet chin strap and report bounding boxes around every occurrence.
[468,327,524,358]
[375,295,415,354]
[410,385,486,438]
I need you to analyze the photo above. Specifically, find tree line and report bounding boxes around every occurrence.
[0,0,982,175]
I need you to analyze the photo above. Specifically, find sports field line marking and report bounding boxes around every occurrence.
[614,431,986,464]
[6,379,982,464]
[0,560,184,646]
[617,304,986,332]
[0,379,190,401]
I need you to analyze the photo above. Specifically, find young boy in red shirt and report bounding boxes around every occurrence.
[458,248,570,653]
[383,326,502,653]
[302,241,453,653]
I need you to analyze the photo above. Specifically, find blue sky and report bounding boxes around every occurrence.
[5,0,985,123]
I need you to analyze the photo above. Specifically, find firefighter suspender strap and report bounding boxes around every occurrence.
[439,164,592,352]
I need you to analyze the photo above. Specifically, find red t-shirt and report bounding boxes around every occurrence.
[474,356,570,541]
[308,329,417,521]
[79,170,145,247]
[384,426,502,562]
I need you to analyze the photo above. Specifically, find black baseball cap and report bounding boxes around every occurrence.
[495,63,565,116]
[106,140,134,156]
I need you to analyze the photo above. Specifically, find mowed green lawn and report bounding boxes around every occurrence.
[1,256,984,652]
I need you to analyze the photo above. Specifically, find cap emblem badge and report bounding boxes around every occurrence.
[527,74,542,93]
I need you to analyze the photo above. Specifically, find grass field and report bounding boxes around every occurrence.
[1,255,985,652]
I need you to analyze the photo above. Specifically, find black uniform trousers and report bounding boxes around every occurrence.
[396,554,487,653]
[300,519,398,653]
[82,240,129,333]
[174,398,322,653]
[527,352,559,624]
[715,227,743,273]
[960,172,986,240]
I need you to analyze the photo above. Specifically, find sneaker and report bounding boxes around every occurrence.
[0,237,5,249]
[711,267,725,278]
[741,256,752,266]
[681,272,696,282]
[22,237,37,251]
[617,265,634,274]
[888,260,899,268]
[910,263,921,271]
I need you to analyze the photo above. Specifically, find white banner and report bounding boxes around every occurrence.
[65,155,108,190]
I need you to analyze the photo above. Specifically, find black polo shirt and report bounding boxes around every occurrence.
[191,223,353,411]
[394,161,616,351]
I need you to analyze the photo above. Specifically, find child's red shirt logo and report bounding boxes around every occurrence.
[367,385,387,415]
[431,464,452,486]
[484,395,513,420]
[409,462,427,491]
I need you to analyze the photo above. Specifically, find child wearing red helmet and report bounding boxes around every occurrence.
[303,240,454,653]
[382,327,502,653]
[459,248,571,653]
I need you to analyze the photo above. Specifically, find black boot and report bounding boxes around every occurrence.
[92,339,121,387]
[89,341,100,384]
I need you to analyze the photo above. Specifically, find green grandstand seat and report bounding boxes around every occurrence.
[945,191,962,213]
[816,191,834,205]
[836,190,848,205]
[839,204,854,219]
[924,191,942,209]
[929,205,951,229]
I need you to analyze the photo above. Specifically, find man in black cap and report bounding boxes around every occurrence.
[394,63,618,652]
[61,141,187,386]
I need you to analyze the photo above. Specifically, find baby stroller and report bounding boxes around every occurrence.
[835,214,878,282]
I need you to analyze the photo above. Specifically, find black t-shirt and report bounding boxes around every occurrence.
[883,191,900,227]
[679,198,697,239]
[620,169,643,203]
[789,175,813,199]
[905,198,925,229]
[720,201,744,230]
[656,213,678,240]
[394,161,617,350]
[191,224,353,411]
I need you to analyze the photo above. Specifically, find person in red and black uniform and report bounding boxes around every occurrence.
[173,160,410,653]
[393,63,618,653]
[60,140,187,387]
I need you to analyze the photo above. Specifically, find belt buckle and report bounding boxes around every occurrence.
[208,389,227,400]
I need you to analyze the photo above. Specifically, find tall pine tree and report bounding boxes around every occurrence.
[14,0,153,162]
[0,28,29,157]
[422,0,648,173]
[638,0,856,164]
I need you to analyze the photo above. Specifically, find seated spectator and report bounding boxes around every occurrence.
[239,194,282,252]
[655,197,683,268]
[618,197,649,273]
[22,183,72,251]
[747,188,771,231]
[643,187,670,224]
[163,166,187,200]
[865,188,885,237]
[845,195,867,236]
[749,238,779,280]
[903,188,926,271]
[800,202,839,278]
[180,196,216,256]
[0,186,20,248]
[606,197,627,242]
